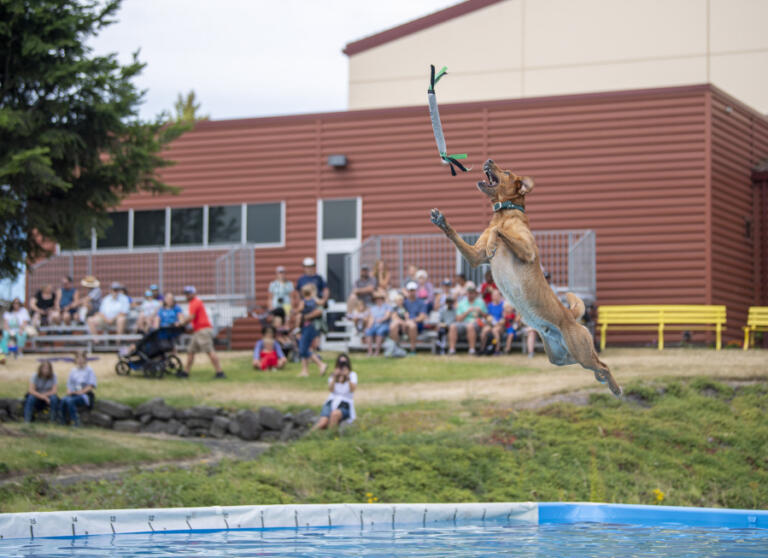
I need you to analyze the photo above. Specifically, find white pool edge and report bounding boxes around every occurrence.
[1,502,766,540]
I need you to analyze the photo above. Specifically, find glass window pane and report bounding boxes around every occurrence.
[246,203,281,244]
[322,199,357,240]
[209,205,241,244]
[133,209,165,247]
[171,207,203,246]
[98,212,128,249]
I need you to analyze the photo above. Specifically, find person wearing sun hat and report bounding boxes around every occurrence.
[365,289,391,357]
[76,275,102,323]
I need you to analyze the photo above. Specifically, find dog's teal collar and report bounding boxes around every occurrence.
[492,201,525,213]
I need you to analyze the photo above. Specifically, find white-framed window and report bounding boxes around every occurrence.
[62,202,285,253]
[246,201,284,246]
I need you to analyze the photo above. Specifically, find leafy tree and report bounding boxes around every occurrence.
[173,90,208,123]
[0,0,189,280]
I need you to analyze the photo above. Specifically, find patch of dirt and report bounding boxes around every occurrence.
[0,435,271,488]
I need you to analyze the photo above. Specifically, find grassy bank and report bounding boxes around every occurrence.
[2,377,765,513]
[0,424,208,478]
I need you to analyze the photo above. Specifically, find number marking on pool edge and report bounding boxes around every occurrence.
[423,508,427,527]
[294,510,299,529]
[260,510,264,529]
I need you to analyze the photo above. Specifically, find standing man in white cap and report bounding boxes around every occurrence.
[295,257,329,307]
[179,286,225,379]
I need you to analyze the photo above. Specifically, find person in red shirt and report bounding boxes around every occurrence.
[480,269,497,305]
[179,286,225,379]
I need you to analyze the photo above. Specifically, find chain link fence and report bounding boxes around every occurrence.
[346,230,596,302]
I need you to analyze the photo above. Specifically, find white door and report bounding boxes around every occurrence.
[317,197,362,303]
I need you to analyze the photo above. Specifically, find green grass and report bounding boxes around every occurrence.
[0,423,208,478]
[2,378,766,513]
[0,353,541,409]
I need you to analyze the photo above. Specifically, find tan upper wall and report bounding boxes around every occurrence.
[347,0,768,113]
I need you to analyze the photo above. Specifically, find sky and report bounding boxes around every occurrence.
[89,0,453,121]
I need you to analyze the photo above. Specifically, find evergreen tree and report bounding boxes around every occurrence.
[0,0,189,279]
[173,90,208,123]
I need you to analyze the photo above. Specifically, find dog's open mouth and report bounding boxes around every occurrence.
[477,165,498,192]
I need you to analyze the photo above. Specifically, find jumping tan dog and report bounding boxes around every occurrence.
[430,159,622,396]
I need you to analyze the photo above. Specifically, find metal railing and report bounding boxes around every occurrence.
[29,246,257,330]
[213,246,256,329]
[345,230,596,302]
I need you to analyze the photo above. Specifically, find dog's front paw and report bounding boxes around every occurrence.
[486,244,497,260]
[430,208,448,231]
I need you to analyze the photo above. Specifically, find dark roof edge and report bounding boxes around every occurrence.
[342,0,506,57]
[193,84,717,131]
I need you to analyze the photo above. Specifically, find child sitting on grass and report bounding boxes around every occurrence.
[252,326,287,371]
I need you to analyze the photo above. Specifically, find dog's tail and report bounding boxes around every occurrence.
[565,292,585,320]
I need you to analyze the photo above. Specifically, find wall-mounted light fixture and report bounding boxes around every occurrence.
[327,155,348,168]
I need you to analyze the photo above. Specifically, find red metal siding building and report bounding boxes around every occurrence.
[40,84,768,344]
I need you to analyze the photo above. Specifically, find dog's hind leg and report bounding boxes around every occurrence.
[430,208,491,267]
[563,323,622,397]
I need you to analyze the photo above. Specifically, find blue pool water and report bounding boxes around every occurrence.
[2,521,767,557]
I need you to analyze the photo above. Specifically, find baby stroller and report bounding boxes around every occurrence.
[115,326,184,378]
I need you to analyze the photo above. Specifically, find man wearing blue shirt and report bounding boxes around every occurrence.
[390,281,428,355]
[295,257,329,306]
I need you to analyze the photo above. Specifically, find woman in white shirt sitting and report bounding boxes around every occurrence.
[311,353,357,431]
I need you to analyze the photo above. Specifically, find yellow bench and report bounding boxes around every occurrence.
[598,305,727,351]
[742,306,768,350]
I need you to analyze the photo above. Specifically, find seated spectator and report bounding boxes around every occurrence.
[414,269,435,313]
[346,264,377,309]
[311,353,357,431]
[24,361,60,423]
[154,292,183,329]
[346,299,370,335]
[365,290,391,357]
[60,351,97,427]
[502,303,521,354]
[253,326,287,371]
[447,281,487,355]
[390,293,407,325]
[56,275,79,325]
[149,283,163,301]
[30,284,59,327]
[451,273,468,302]
[372,259,391,293]
[1,298,32,361]
[135,290,162,333]
[480,269,497,305]
[271,315,297,361]
[435,277,453,310]
[480,289,505,355]
[87,282,129,335]
[435,296,457,354]
[403,263,418,289]
[268,265,293,314]
[390,281,427,354]
[76,275,102,323]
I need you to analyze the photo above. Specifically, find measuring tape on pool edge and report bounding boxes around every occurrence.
[427,64,469,176]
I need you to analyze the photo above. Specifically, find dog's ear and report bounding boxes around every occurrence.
[519,176,534,195]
